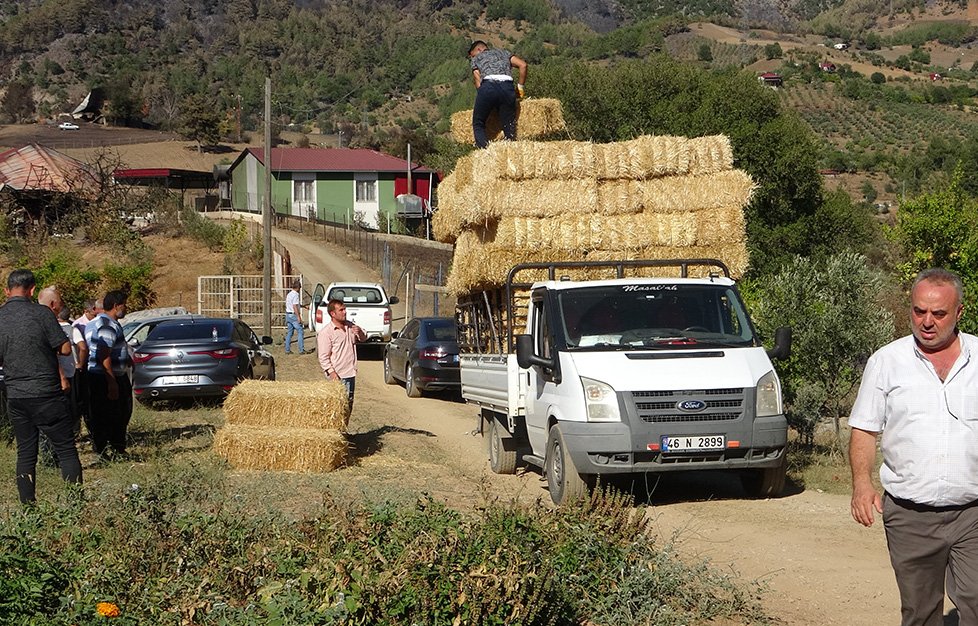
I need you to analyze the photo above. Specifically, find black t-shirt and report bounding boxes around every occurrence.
[0,296,68,398]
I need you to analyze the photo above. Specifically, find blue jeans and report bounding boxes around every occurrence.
[285,313,304,353]
[341,377,356,411]
[472,80,517,148]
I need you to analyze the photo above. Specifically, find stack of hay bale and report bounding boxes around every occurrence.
[449,98,567,145]
[213,380,350,472]
[433,134,755,296]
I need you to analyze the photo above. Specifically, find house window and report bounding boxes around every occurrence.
[356,179,376,202]
[294,179,313,202]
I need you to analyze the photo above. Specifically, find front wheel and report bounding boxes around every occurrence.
[488,418,517,475]
[405,363,421,398]
[741,455,787,498]
[546,424,590,505]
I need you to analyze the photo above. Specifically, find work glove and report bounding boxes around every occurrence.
[516,83,525,99]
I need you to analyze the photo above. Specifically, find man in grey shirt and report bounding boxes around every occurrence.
[468,40,528,148]
[0,269,81,503]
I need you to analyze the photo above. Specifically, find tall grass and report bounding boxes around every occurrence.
[0,454,771,625]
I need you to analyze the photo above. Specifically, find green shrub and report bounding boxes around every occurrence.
[0,462,769,625]
[181,208,228,251]
[745,252,895,445]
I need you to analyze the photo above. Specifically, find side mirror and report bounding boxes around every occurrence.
[766,326,792,361]
[261,336,273,345]
[391,331,399,339]
[516,334,553,370]
[388,296,399,305]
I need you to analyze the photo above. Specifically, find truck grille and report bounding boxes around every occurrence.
[631,388,745,423]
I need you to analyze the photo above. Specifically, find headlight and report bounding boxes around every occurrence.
[756,370,783,417]
[581,377,621,422]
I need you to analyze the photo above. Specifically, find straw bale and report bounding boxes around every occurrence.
[473,141,597,180]
[586,242,749,278]
[446,229,589,295]
[449,98,567,145]
[493,205,745,250]
[214,425,348,472]
[223,380,350,431]
[687,135,734,176]
[470,134,734,181]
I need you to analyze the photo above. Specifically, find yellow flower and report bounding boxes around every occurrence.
[96,602,121,618]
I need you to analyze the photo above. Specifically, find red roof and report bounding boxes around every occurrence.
[240,147,437,174]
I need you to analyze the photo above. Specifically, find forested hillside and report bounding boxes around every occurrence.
[1,0,976,275]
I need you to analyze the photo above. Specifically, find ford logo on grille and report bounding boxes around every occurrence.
[677,399,707,412]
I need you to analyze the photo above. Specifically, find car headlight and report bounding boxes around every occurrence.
[581,377,621,422]
[756,370,783,417]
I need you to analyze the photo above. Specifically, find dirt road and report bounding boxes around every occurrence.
[267,224,906,625]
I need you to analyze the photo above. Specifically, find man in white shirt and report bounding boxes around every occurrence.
[849,268,978,626]
[284,279,308,354]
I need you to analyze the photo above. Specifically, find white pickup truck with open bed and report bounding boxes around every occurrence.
[309,282,399,343]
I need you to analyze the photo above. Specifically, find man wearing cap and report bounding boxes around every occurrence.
[467,40,528,149]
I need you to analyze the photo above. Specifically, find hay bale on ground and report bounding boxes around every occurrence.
[214,425,348,472]
[449,98,567,145]
[223,380,350,430]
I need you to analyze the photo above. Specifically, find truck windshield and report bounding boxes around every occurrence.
[556,284,757,349]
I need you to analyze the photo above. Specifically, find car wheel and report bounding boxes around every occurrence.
[741,455,787,498]
[405,363,421,398]
[488,418,517,475]
[546,424,590,505]
[383,351,396,385]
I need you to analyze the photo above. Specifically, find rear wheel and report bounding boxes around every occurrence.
[405,363,421,398]
[546,424,590,505]
[741,455,787,498]
[383,351,396,385]
[488,418,517,475]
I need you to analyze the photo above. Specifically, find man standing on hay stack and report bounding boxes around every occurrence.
[468,40,528,149]
[317,299,366,411]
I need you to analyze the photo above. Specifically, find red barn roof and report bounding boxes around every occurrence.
[236,147,437,174]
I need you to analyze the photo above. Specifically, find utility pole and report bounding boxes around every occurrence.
[262,77,272,336]
[235,94,242,144]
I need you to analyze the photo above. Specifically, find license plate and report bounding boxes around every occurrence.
[661,435,725,452]
[160,375,198,385]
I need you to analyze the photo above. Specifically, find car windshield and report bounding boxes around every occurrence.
[425,320,457,341]
[327,286,383,304]
[557,284,757,350]
[146,321,232,341]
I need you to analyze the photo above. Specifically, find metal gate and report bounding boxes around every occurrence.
[197,275,302,330]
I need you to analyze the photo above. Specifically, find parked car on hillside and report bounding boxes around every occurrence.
[131,317,274,403]
[383,317,460,397]
[58,122,79,130]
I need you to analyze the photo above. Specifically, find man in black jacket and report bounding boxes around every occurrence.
[0,269,81,503]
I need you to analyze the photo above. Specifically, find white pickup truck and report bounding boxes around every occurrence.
[309,282,398,343]
[457,259,792,505]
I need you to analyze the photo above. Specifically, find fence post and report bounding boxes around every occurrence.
[434,263,442,316]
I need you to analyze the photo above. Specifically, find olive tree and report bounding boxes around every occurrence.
[745,252,895,446]
[891,171,978,334]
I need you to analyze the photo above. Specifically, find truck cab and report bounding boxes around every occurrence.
[459,259,791,504]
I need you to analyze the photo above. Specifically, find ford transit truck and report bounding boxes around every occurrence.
[457,259,791,505]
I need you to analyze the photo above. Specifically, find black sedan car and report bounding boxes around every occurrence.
[383,317,460,397]
[132,317,275,403]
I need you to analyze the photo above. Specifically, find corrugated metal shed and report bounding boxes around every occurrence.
[0,144,96,192]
